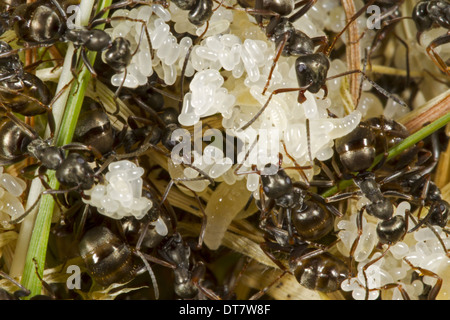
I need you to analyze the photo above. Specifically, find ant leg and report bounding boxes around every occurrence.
[184,187,208,250]
[158,175,210,248]
[62,142,104,161]
[248,269,289,300]
[0,271,31,299]
[309,192,343,217]
[326,69,408,108]
[31,258,56,299]
[240,86,311,131]
[348,206,365,276]
[178,44,193,112]
[288,0,317,23]
[69,48,81,94]
[325,190,360,203]
[426,32,450,77]
[133,250,160,299]
[393,33,411,88]
[126,100,166,128]
[262,31,289,95]
[7,193,42,225]
[80,49,97,77]
[259,241,292,272]
[311,35,329,53]
[233,138,258,176]
[403,258,443,300]
[360,245,390,300]
[281,141,313,185]
[48,0,67,19]
[191,261,222,300]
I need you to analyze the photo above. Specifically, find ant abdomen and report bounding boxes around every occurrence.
[0,72,52,116]
[376,215,406,245]
[292,201,334,241]
[12,0,66,44]
[79,226,143,287]
[290,247,349,293]
[0,116,32,163]
[335,122,376,173]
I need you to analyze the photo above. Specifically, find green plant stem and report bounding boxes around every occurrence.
[321,112,450,199]
[20,0,112,297]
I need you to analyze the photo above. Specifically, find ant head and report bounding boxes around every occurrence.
[376,215,406,245]
[412,1,434,42]
[429,200,450,228]
[295,52,330,94]
[261,168,300,208]
[103,37,132,72]
[188,0,213,26]
[55,152,95,190]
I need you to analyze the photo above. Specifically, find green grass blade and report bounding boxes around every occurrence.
[20,0,113,297]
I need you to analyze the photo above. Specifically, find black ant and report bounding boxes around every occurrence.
[157,232,224,299]
[232,144,349,293]
[0,108,106,225]
[325,117,421,273]
[378,130,450,254]
[412,0,450,76]
[257,205,350,293]
[255,157,343,244]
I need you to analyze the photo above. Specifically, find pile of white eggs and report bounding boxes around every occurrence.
[83,160,153,220]
[103,0,390,197]
[337,201,450,300]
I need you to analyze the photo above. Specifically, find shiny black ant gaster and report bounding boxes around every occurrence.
[0,41,53,120]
